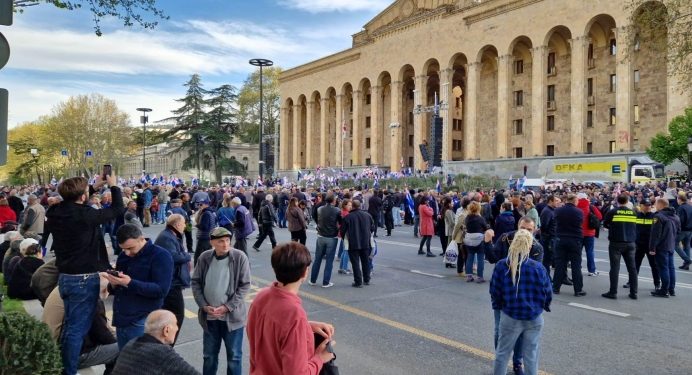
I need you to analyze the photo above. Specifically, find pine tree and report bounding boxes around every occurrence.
[206,84,239,183]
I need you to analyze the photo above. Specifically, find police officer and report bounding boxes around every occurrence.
[624,199,660,291]
[602,194,638,299]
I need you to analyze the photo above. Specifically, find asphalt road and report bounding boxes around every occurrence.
[30,223,692,374]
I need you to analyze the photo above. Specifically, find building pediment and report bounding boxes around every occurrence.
[353,0,459,46]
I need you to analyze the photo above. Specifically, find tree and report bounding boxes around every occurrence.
[647,107,692,166]
[626,0,692,92]
[206,84,239,183]
[14,0,168,36]
[236,67,281,175]
[161,74,209,180]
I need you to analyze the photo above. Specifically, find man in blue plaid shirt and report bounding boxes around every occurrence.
[490,229,552,375]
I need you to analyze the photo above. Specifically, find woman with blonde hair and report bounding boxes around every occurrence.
[490,229,552,375]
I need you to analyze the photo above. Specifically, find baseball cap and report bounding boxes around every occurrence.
[20,238,39,254]
[640,199,652,206]
[210,227,232,240]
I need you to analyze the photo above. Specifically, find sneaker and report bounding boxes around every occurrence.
[307,281,316,286]
[351,283,363,288]
[628,293,638,300]
[338,269,346,275]
[601,292,617,299]
[364,281,370,286]
[588,271,599,277]
[563,277,574,286]
[475,277,486,284]
[574,291,587,297]
[669,290,676,297]
[322,282,334,288]
[623,282,630,289]
[651,290,669,298]
[466,275,475,282]
[679,262,690,270]
[458,272,466,277]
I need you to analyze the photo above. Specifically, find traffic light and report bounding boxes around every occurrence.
[0,0,11,166]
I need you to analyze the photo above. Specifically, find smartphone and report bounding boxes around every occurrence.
[106,269,120,277]
[103,164,112,179]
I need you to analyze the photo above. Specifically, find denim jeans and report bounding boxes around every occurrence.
[656,251,676,293]
[393,206,402,226]
[583,236,596,273]
[58,273,101,375]
[156,203,167,223]
[203,320,243,375]
[494,309,523,368]
[465,245,485,278]
[339,239,350,271]
[116,317,146,349]
[413,215,420,236]
[278,206,287,228]
[311,236,339,285]
[494,312,544,375]
[674,230,692,263]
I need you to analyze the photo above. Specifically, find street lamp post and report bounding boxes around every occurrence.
[137,107,152,174]
[687,137,692,182]
[249,58,274,179]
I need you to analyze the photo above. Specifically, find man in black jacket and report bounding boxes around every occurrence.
[341,200,375,288]
[309,195,342,287]
[552,194,586,297]
[674,194,692,270]
[45,174,125,375]
[368,190,383,238]
[538,195,560,275]
[650,198,681,297]
[252,194,277,251]
[601,194,638,300]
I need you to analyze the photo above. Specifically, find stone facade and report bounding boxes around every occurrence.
[279,0,692,172]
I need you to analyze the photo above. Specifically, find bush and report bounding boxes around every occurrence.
[0,311,62,375]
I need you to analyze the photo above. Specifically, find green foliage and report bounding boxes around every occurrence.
[0,311,62,375]
[217,157,247,176]
[14,0,169,36]
[646,107,692,166]
[236,67,281,145]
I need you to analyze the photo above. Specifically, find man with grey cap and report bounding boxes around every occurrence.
[192,227,251,375]
[21,194,45,236]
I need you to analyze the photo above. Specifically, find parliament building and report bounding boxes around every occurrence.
[278,0,691,174]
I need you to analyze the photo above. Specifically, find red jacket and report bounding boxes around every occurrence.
[0,206,17,226]
[419,204,435,236]
[577,198,602,237]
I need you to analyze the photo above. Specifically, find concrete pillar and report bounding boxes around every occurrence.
[370,85,382,166]
[496,54,511,158]
[531,46,547,157]
[441,68,453,162]
[570,36,588,154]
[335,95,344,169]
[292,104,301,170]
[352,90,363,166]
[390,81,403,171]
[320,98,329,167]
[465,63,479,160]
[615,27,632,152]
[305,101,315,168]
[414,74,428,169]
[279,106,288,170]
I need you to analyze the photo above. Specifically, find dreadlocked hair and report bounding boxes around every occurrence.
[506,229,533,295]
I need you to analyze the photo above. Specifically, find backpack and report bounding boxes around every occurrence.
[587,205,600,230]
[383,197,392,212]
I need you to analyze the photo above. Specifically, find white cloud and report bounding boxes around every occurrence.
[278,0,391,13]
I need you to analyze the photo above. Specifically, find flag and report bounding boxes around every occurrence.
[406,192,415,216]
[50,176,57,185]
[436,179,441,193]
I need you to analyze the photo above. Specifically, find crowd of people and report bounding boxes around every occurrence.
[0,174,690,375]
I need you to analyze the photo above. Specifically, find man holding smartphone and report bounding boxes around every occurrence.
[45,172,125,375]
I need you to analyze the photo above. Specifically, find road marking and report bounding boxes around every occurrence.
[567,303,630,318]
[410,269,445,278]
[184,309,197,319]
[252,276,552,375]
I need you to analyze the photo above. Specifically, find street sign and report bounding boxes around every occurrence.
[85,150,93,157]
[61,149,68,156]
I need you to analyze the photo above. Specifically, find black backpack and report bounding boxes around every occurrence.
[587,205,600,230]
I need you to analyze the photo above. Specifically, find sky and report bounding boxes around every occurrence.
[1,0,392,128]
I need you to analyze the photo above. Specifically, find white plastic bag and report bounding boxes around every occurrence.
[444,240,459,266]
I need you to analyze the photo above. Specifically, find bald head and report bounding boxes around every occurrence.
[144,310,178,345]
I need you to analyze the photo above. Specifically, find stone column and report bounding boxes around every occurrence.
[279,106,289,170]
[292,104,301,170]
[390,81,403,171]
[352,90,363,166]
[441,68,453,162]
[320,98,329,167]
[370,85,382,166]
[570,36,588,154]
[531,46,547,157]
[305,101,315,168]
[614,27,632,152]
[335,95,344,169]
[496,55,511,158]
[464,63,479,160]
[414,75,428,169]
